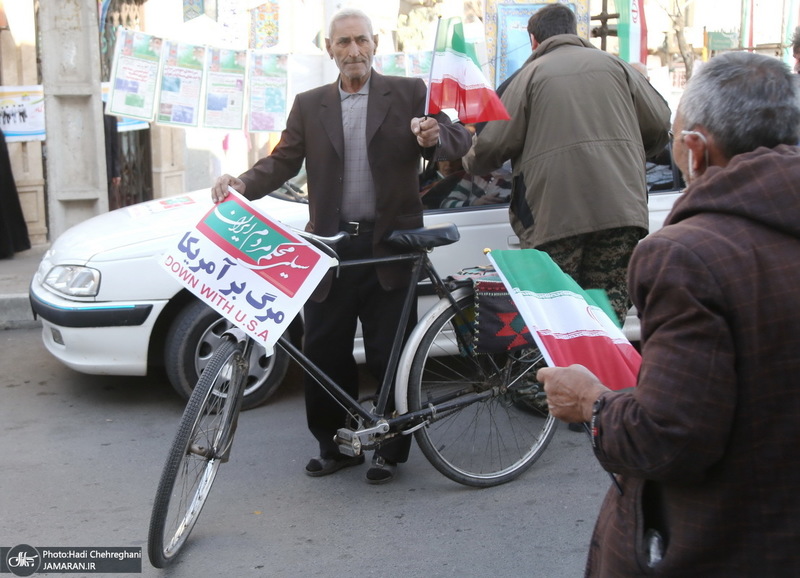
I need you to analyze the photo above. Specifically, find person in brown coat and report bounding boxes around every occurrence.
[538,51,800,575]
[212,8,471,484]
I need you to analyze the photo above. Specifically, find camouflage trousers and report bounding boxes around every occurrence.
[536,226,646,326]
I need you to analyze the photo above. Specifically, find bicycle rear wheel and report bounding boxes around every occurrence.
[148,337,246,568]
[407,293,556,487]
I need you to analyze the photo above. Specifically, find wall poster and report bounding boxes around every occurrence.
[483,0,590,88]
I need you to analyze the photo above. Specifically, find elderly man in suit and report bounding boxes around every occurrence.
[212,8,471,484]
[538,52,800,575]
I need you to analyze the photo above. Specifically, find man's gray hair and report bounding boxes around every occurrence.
[327,8,374,40]
[679,51,800,158]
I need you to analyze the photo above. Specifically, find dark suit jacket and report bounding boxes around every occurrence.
[239,71,471,298]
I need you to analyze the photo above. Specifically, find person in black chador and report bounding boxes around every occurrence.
[0,128,31,259]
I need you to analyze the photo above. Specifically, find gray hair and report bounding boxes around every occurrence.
[327,8,374,40]
[678,51,800,158]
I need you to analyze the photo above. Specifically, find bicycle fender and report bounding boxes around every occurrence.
[394,286,473,414]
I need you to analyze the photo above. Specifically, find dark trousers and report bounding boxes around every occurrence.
[302,233,416,463]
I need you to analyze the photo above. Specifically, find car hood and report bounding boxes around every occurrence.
[49,190,310,265]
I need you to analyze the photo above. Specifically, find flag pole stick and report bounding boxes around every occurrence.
[424,16,443,118]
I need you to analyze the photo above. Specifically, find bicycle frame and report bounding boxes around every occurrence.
[268,237,480,457]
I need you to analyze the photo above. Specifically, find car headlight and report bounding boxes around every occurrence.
[43,265,101,297]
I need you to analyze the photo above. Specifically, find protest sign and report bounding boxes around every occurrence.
[161,190,333,351]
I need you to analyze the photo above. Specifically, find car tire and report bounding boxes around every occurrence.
[164,299,290,410]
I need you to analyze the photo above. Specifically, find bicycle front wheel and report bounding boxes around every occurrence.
[148,337,247,568]
[407,293,556,487]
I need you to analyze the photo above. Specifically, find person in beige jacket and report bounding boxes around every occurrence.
[466,3,670,324]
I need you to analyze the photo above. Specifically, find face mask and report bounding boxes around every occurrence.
[682,130,708,182]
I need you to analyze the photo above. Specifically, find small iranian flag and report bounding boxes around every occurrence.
[427,17,510,124]
[488,249,640,391]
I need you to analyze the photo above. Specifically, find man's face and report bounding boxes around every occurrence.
[794,48,800,73]
[326,16,377,84]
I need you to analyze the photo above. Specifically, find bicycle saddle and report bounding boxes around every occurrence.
[385,223,460,251]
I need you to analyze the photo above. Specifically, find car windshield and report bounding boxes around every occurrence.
[268,151,682,212]
[267,164,514,213]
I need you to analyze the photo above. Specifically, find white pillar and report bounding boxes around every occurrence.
[39,0,108,239]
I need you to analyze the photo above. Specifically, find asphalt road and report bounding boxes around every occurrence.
[1,327,612,577]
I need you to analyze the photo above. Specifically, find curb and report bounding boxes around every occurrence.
[0,293,40,330]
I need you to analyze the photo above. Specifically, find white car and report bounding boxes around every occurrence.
[30,177,682,409]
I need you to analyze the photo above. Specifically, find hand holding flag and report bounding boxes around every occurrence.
[426,17,510,124]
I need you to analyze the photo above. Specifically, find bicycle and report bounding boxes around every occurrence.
[147,222,556,568]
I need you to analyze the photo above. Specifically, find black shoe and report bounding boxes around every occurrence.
[304,454,365,477]
[568,422,585,433]
[365,456,397,485]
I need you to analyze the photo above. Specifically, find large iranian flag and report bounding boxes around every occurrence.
[618,0,648,64]
[427,17,510,124]
[488,249,640,391]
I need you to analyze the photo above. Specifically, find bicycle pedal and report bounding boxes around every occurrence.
[334,428,361,456]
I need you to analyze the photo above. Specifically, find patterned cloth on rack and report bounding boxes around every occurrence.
[450,266,534,353]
